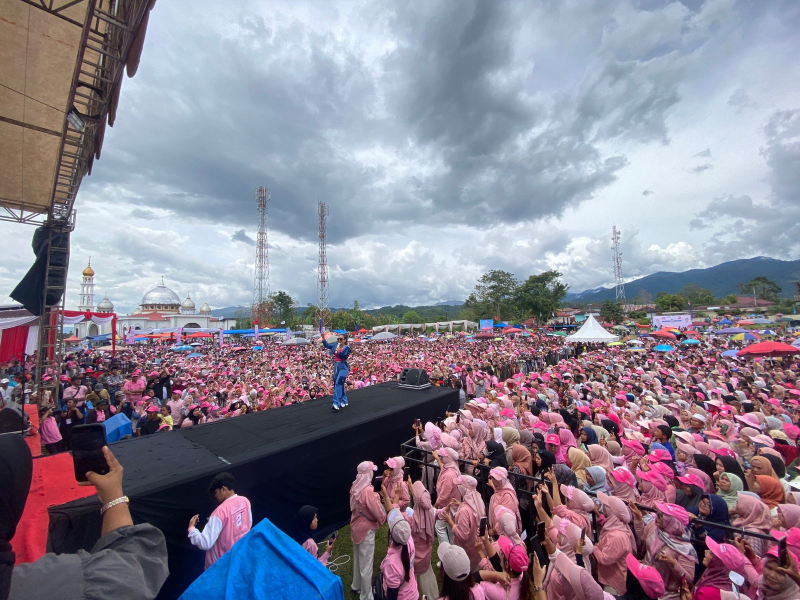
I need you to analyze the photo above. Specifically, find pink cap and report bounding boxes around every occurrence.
[648,449,672,463]
[610,467,636,488]
[145,405,159,413]
[638,469,668,491]
[706,537,745,572]
[655,502,690,527]
[785,424,800,441]
[625,554,666,598]
[621,438,645,455]
[649,461,675,481]
[200,401,210,408]
[132,369,142,376]
[676,473,704,489]
[497,536,529,573]
[546,433,560,445]
[709,447,737,459]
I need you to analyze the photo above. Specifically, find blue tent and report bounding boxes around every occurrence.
[654,344,674,352]
[718,318,734,325]
[680,339,700,345]
[180,518,343,600]
[494,322,508,328]
[722,349,739,357]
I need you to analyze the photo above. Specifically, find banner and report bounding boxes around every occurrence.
[480,319,493,331]
[218,328,224,348]
[176,327,182,345]
[286,327,292,341]
[652,314,692,329]
[254,325,260,340]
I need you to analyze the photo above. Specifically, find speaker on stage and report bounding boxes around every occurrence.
[0,403,27,434]
[399,368,431,389]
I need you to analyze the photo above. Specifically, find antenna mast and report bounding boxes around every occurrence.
[252,187,271,326]
[612,225,626,304]
[317,202,330,331]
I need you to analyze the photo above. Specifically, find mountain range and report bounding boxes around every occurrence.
[565,256,800,304]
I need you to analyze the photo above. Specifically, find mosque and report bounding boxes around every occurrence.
[72,260,236,338]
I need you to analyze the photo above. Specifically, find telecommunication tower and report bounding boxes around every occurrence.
[252,187,271,326]
[612,225,626,303]
[317,202,330,331]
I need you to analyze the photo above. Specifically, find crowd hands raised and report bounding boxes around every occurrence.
[343,343,800,600]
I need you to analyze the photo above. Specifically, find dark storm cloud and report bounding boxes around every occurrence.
[693,109,800,262]
[231,229,255,246]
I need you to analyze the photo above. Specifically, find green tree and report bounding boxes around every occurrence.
[721,294,738,305]
[655,292,688,312]
[737,277,782,302]
[679,283,715,306]
[600,300,625,324]
[268,290,297,326]
[464,270,519,320]
[402,310,422,324]
[331,310,354,331]
[515,270,569,325]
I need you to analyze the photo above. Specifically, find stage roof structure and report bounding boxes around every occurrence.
[0,0,156,228]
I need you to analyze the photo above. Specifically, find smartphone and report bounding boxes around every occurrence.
[479,516,487,537]
[71,423,109,482]
[580,527,586,543]
[456,413,461,424]
[779,536,788,567]
[330,530,338,540]
[415,418,421,428]
[536,520,546,541]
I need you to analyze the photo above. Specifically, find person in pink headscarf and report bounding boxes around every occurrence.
[438,474,484,570]
[588,444,616,473]
[349,461,386,600]
[546,433,567,464]
[487,467,522,534]
[631,502,697,600]
[593,492,635,595]
[405,479,437,600]
[432,447,463,543]
[383,456,410,511]
[637,469,668,508]
[545,551,607,600]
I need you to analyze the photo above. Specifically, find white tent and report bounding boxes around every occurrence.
[565,315,619,344]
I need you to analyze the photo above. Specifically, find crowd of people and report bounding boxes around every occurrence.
[4,326,800,600]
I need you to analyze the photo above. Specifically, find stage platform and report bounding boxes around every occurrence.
[48,382,457,599]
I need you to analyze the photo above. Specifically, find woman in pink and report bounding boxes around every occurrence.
[350,461,386,600]
[406,480,437,600]
[121,369,146,404]
[440,475,484,569]
[592,492,635,595]
[38,406,63,454]
[730,493,773,557]
[552,481,594,536]
[433,448,463,543]
[290,505,333,565]
[380,511,417,600]
[631,501,697,600]
[637,469,668,508]
[384,457,410,511]
[487,467,521,534]
[587,444,615,473]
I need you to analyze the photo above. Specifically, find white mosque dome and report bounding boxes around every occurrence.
[199,302,212,314]
[181,294,196,311]
[96,295,114,312]
[141,283,181,307]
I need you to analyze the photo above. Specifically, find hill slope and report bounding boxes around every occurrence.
[566,256,800,303]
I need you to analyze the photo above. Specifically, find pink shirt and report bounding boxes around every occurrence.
[451,503,481,569]
[39,416,62,444]
[301,538,330,566]
[350,488,386,544]
[122,379,146,403]
[593,528,632,595]
[434,469,462,509]
[188,494,252,569]
[381,535,417,600]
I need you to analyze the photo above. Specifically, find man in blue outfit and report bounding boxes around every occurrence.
[321,333,351,411]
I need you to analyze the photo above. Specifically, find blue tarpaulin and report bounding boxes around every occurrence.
[103,413,133,443]
[180,518,344,600]
[223,328,287,335]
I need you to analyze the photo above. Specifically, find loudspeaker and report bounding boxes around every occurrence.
[398,368,431,390]
[0,404,27,434]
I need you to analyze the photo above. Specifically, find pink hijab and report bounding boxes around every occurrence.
[732,494,772,533]
[459,474,485,520]
[588,445,615,473]
[597,492,636,550]
[350,461,377,510]
[410,481,435,542]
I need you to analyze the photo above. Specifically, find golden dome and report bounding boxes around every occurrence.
[82,259,95,277]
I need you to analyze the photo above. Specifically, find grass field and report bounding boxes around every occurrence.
[326,524,443,595]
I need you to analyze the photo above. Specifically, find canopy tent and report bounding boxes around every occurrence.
[565,315,619,344]
[0,315,39,362]
[62,310,117,356]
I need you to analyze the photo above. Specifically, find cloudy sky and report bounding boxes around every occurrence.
[2,0,800,314]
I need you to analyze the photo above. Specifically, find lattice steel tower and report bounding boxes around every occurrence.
[252,187,271,326]
[612,225,626,303]
[317,202,330,331]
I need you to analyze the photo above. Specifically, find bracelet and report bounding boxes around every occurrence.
[100,496,129,514]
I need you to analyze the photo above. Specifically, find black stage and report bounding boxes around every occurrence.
[48,382,457,599]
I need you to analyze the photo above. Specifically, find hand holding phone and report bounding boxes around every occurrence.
[479,516,487,537]
[72,424,109,482]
